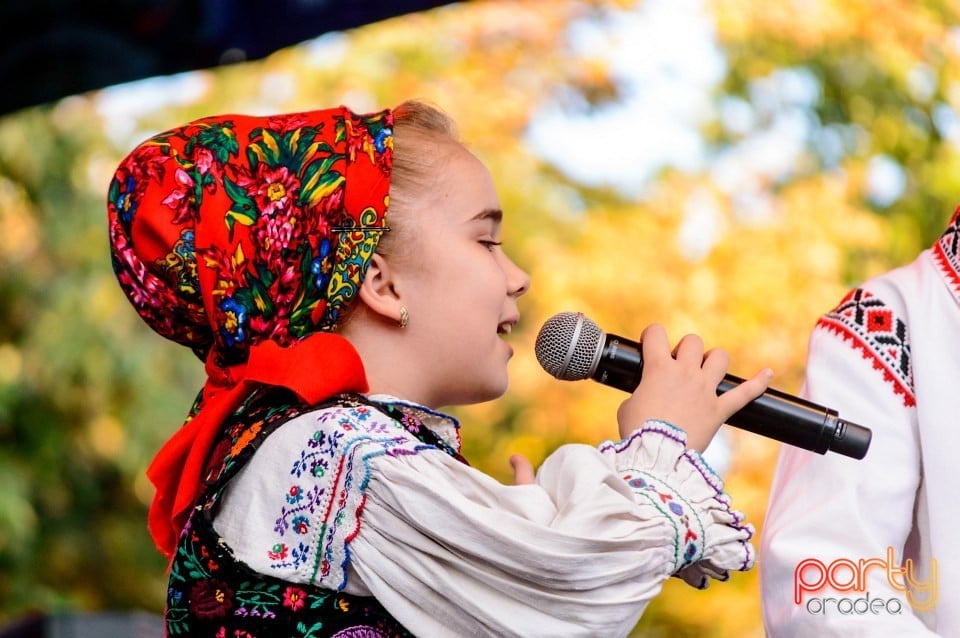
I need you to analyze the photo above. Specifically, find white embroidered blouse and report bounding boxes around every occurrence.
[760,209,960,636]
[214,395,755,638]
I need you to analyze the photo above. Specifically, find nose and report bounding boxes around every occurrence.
[505,255,531,299]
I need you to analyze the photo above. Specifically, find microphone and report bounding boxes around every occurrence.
[534,311,872,459]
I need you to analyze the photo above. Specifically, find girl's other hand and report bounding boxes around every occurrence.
[616,324,773,452]
[509,454,535,485]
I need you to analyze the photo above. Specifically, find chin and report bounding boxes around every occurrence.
[477,376,510,403]
[446,376,509,408]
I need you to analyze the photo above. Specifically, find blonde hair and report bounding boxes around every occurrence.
[377,100,461,257]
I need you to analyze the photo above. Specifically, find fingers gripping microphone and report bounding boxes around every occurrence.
[534,312,872,460]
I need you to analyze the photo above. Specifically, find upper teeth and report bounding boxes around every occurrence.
[499,323,512,334]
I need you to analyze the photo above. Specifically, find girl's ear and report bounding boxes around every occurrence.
[358,253,404,324]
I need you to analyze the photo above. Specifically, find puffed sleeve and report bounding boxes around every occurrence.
[597,420,755,589]
[215,404,754,638]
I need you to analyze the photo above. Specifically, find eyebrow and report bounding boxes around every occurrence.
[472,208,503,224]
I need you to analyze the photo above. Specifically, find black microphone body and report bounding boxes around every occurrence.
[535,312,872,460]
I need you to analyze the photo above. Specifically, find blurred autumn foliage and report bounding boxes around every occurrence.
[1,0,958,635]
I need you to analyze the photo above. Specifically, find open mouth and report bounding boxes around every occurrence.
[497,322,514,335]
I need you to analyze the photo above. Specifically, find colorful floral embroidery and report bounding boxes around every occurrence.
[164,390,461,637]
[621,467,705,570]
[296,404,446,586]
[602,420,754,575]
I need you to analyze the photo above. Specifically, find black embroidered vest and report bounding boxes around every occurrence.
[162,388,434,637]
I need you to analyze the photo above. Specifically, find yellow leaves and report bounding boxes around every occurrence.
[260,128,281,158]
[711,0,848,48]
[248,143,267,164]
[0,176,39,264]
[233,243,247,269]
[0,343,22,385]
[302,170,345,207]
[17,0,943,631]
[86,414,126,459]
[709,0,952,64]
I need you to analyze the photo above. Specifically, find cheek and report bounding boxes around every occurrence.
[403,244,507,325]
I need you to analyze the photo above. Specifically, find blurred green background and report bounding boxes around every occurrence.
[1,1,958,635]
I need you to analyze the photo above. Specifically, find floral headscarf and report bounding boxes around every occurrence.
[108,106,393,557]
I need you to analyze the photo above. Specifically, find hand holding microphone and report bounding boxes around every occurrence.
[535,312,872,459]
[614,323,773,451]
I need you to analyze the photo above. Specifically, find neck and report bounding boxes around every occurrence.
[339,316,434,407]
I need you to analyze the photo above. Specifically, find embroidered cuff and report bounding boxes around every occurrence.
[600,420,755,588]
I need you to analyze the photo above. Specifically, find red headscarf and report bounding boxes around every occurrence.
[107,106,393,558]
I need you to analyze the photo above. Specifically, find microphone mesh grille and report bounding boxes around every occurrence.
[534,312,603,381]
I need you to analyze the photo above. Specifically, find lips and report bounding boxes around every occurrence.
[497,316,519,335]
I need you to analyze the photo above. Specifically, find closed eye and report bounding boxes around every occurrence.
[479,240,502,252]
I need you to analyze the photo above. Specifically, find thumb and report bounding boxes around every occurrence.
[509,454,536,485]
